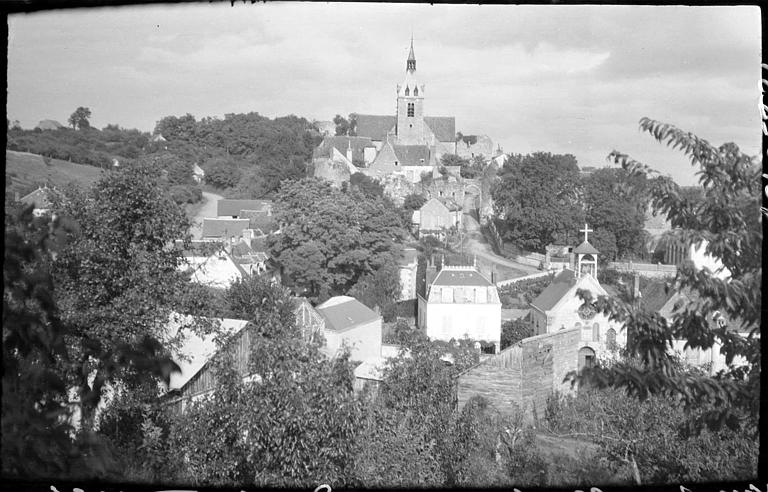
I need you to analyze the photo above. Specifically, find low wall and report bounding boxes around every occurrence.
[496,271,551,288]
[609,261,677,278]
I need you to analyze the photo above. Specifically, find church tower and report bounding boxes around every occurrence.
[574,223,600,278]
[396,37,426,145]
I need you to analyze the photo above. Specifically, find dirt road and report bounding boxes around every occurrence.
[461,212,539,278]
[187,191,223,240]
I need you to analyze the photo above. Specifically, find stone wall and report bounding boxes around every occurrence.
[314,158,351,187]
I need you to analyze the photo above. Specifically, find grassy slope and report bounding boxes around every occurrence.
[5,149,104,197]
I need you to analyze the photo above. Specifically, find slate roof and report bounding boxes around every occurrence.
[432,267,493,287]
[35,119,64,130]
[530,269,577,312]
[355,114,396,141]
[639,280,674,313]
[313,135,374,162]
[393,145,431,167]
[201,218,250,238]
[217,199,271,217]
[424,116,456,142]
[573,241,600,255]
[316,296,380,332]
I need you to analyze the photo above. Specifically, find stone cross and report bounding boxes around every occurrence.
[580,223,593,243]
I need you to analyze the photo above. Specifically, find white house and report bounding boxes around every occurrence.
[315,296,383,362]
[417,265,502,353]
[181,250,245,289]
[398,248,419,301]
[192,163,205,184]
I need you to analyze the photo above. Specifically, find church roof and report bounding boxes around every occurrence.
[355,114,396,141]
[313,135,374,163]
[316,296,380,332]
[530,269,578,312]
[393,145,431,167]
[432,267,493,287]
[424,116,456,143]
[573,241,600,255]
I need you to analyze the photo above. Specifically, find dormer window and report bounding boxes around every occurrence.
[405,86,410,96]
[414,87,419,96]
[407,103,414,117]
[394,160,399,166]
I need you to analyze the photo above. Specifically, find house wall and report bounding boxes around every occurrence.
[314,157,352,187]
[323,319,382,362]
[456,135,494,160]
[419,200,456,231]
[399,261,418,301]
[396,94,426,145]
[425,301,501,348]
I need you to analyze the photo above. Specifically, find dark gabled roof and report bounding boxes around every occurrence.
[355,114,396,141]
[424,116,456,142]
[217,199,271,217]
[639,280,675,313]
[316,296,380,332]
[432,267,492,287]
[530,269,577,312]
[393,145,431,167]
[201,218,250,238]
[313,135,374,162]
[438,197,461,211]
[19,187,53,209]
[573,241,600,255]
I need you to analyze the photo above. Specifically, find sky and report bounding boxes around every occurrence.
[7,2,762,186]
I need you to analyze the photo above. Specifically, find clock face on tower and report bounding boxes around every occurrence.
[578,303,597,321]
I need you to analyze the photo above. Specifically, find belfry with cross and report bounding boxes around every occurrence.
[573,223,600,278]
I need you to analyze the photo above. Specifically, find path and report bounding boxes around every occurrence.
[461,212,539,278]
[187,191,223,240]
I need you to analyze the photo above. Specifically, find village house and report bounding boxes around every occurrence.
[192,163,205,184]
[412,197,462,238]
[398,247,419,301]
[418,264,502,353]
[315,296,383,362]
[201,217,251,242]
[180,242,246,289]
[18,186,57,216]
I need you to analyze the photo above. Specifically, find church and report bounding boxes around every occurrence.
[313,38,493,186]
[529,224,626,368]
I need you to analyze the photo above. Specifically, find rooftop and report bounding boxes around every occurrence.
[217,199,271,217]
[573,241,600,255]
[316,296,381,332]
[432,266,493,287]
[530,269,577,311]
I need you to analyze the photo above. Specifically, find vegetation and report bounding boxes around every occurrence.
[574,118,760,444]
[501,318,534,350]
[68,106,92,130]
[5,149,104,198]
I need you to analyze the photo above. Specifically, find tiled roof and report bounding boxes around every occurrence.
[393,145,431,167]
[355,114,396,141]
[573,241,600,255]
[313,135,374,162]
[424,116,456,142]
[640,280,674,313]
[432,267,492,287]
[217,199,271,217]
[530,269,577,312]
[316,296,380,332]
[201,218,250,238]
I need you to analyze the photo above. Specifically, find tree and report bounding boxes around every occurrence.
[204,156,242,188]
[582,167,649,259]
[348,263,402,322]
[3,201,180,479]
[333,114,350,136]
[68,107,92,130]
[500,318,534,349]
[440,153,469,169]
[349,172,384,199]
[573,118,761,438]
[492,152,584,252]
[267,178,406,300]
[403,193,427,211]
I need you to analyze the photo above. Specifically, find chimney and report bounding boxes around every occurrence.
[346,140,353,163]
[633,273,641,300]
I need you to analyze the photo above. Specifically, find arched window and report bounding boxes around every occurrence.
[606,328,617,351]
[593,322,600,342]
[414,86,419,96]
[405,86,410,96]
[407,103,415,117]
[578,347,596,370]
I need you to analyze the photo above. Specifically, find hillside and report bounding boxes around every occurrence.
[5,150,104,198]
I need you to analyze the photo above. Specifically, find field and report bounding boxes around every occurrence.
[5,149,104,198]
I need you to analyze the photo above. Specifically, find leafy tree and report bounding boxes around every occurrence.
[348,263,401,322]
[349,172,384,199]
[403,192,427,211]
[589,227,618,262]
[440,153,469,169]
[500,318,534,349]
[68,107,92,130]
[574,118,761,438]
[492,152,584,252]
[582,167,649,259]
[333,114,350,136]
[204,156,242,189]
[268,178,405,300]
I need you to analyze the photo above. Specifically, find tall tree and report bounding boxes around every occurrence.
[575,118,761,437]
[68,106,92,130]
[492,152,584,252]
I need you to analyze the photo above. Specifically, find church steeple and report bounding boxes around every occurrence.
[407,35,416,72]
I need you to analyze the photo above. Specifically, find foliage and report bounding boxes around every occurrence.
[501,318,534,349]
[204,156,242,189]
[589,227,618,262]
[582,167,649,259]
[348,172,384,199]
[333,113,357,136]
[347,263,402,322]
[492,152,584,252]
[403,192,427,211]
[497,273,554,308]
[440,153,469,169]
[573,118,761,438]
[545,385,758,483]
[68,106,92,130]
[268,178,406,300]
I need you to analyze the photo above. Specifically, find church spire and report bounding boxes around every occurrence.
[407,35,416,72]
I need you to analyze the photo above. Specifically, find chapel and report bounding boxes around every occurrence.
[529,224,626,369]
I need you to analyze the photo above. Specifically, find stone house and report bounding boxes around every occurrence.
[398,247,420,301]
[201,217,251,242]
[315,296,383,362]
[418,265,502,353]
[412,197,461,237]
